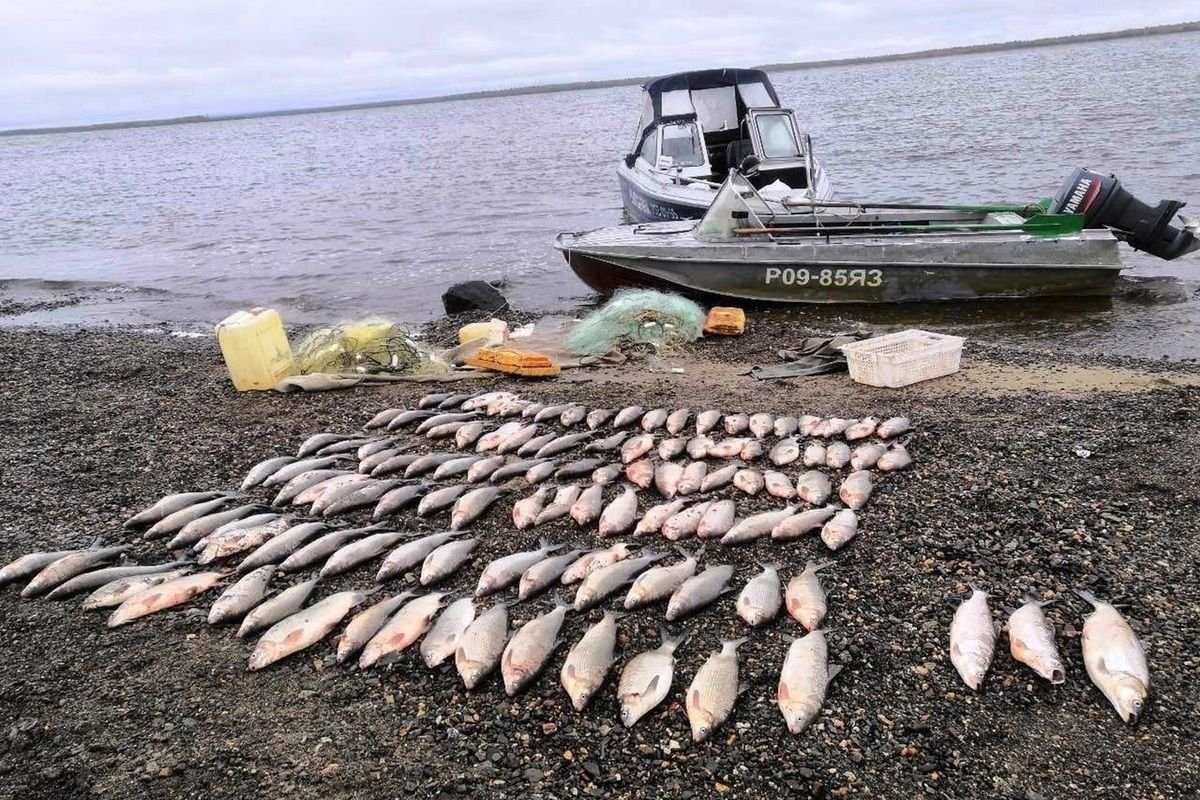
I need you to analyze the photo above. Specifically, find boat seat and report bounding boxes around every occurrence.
[725,139,756,171]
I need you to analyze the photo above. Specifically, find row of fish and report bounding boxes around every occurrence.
[949,586,1150,724]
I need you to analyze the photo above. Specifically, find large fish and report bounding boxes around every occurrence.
[696,500,736,540]
[145,497,236,539]
[677,461,707,496]
[502,598,570,695]
[45,559,189,600]
[364,407,405,430]
[624,459,655,490]
[518,549,588,600]
[585,430,629,454]
[950,587,996,691]
[525,461,558,485]
[279,524,381,573]
[621,434,656,464]
[426,421,474,440]
[877,442,912,472]
[618,629,687,727]
[560,405,588,428]
[124,490,229,529]
[661,501,712,541]
[272,469,351,505]
[297,432,354,457]
[465,454,507,483]
[405,452,461,479]
[802,442,827,468]
[839,471,874,510]
[687,638,746,742]
[612,405,645,429]
[1007,597,1066,685]
[335,591,415,664]
[81,569,192,611]
[769,438,800,467]
[517,433,558,458]
[490,458,551,483]
[321,480,403,517]
[778,630,842,734]
[370,456,420,478]
[241,456,299,490]
[456,601,510,689]
[732,469,764,496]
[376,531,465,582]
[475,421,523,452]
[248,589,374,671]
[723,414,749,435]
[774,416,798,437]
[536,432,594,459]
[849,442,888,471]
[876,416,911,439]
[421,597,477,668]
[371,482,428,519]
[739,439,765,462]
[22,545,133,598]
[477,539,564,597]
[824,442,851,469]
[640,408,669,433]
[748,413,774,439]
[657,437,688,461]
[820,509,858,550]
[598,485,639,537]
[666,564,734,621]
[107,571,227,627]
[384,409,438,431]
[636,499,686,536]
[513,487,551,530]
[0,547,88,587]
[772,506,839,541]
[198,517,291,565]
[534,485,582,526]
[417,484,469,517]
[686,435,714,460]
[654,462,684,499]
[665,408,691,435]
[707,438,748,459]
[497,424,540,455]
[795,470,831,506]
[415,412,480,436]
[455,421,487,449]
[450,486,504,530]
[625,547,699,609]
[208,566,276,625]
[785,560,832,630]
[699,463,738,492]
[534,403,572,423]
[358,592,447,668]
[695,410,721,435]
[420,538,478,585]
[237,578,319,639]
[561,610,624,710]
[263,456,349,487]
[319,529,411,578]
[295,473,368,509]
[561,544,632,585]
[738,564,782,627]
[798,415,822,436]
[1078,589,1150,723]
[570,484,605,526]
[763,470,797,500]
[586,408,615,429]
[574,551,664,611]
[812,417,851,438]
[432,455,484,481]
[722,506,797,545]
[844,417,878,441]
[236,522,327,574]
[555,458,607,480]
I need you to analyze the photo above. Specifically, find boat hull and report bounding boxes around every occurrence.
[617,168,708,223]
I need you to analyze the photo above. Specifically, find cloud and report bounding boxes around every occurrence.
[1,0,1196,128]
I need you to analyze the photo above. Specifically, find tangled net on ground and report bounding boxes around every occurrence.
[565,290,706,356]
[294,320,444,375]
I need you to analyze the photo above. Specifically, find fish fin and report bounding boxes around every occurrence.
[968,582,987,595]
[807,559,835,574]
[661,627,688,651]
[1001,605,1017,617]
[643,674,661,696]
[564,664,577,682]
[1074,588,1101,608]
[552,592,571,611]
[826,664,845,684]
[688,687,700,710]
[603,610,629,623]
[777,682,790,703]
[722,637,749,651]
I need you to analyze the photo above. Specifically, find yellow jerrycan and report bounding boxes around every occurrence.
[215,307,296,391]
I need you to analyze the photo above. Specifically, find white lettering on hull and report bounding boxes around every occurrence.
[764,268,883,288]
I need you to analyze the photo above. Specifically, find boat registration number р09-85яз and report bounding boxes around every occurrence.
[764,267,884,288]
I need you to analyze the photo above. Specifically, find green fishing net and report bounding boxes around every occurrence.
[565,290,706,356]
[293,319,445,375]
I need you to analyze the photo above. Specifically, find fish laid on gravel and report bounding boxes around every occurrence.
[778,630,842,734]
[574,551,664,611]
[774,416,798,437]
[490,458,551,483]
[763,470,797,500]
[450,486,504,530]
[738,564,782,627]
[321,480,402,517]
[81,569,192,611]
[586,408,615,429]
[686,435,713,460]
[477,539,564,597]
[621,434,655,464]
[641,408,668,433]
[208,566,276,625]
[739,439,764,461]
[723,414,749,435]
[364,408,404,430]
[687,638,745,742]
[586,430,629,454]
[707,438,747,459]
[22,545,133,598]
[677,461,708,496]
[570,484,606,526]
[624,547,700,609]
[357,436,401,460]
[295,473,368,509]
[241,456,298,490]
[376,531,464,583]
[513,487,550,530]
[385,409,437,431]
[238,578,319,639]
[624,459,655,490]
[795,470,831,506]
[561,610,623,710]
[420,538,478,586]
[535,486,582,526]
[280,524,378,572]
[844,417,878,441]
[237,522,327,573]
[502,598,570,695]
[404,452,460,479]
[820,509,859,550]
[249,589,374,671]
[612,405,645,429]
[371,455,421,478]
[850,442,888,471]
[335,592,415,664]
[421,597,477,668]
[732,468,764,496]
[666,564,734,620]
[798,415,822,436]
[749,413,774,439]
[839,470,874,510]
[699,463,737,492]
[772,506,839,541]
[877,416,911,439]
[415,412,480,436]
[1007,597,1066,685]
[802,443,827,468]
[662,501,712,541]
[476,421,522,452]
[319,529,412,578]
[518,549,587,600]
[598,485,639,536]
[657,437,687,461]
[465,454,507,483]
[264,456,348,487]
[455,421,487,449]
[427,421,474,440]
[456,601,510,689]
[695,410,721,435]
[1,548,89,587]
[1078,589,1150,723]
[637,499,686,536]
[306,475,373,515]
[297,433,352,457]
[417,484,469,517]
[359,592,447,668]
[556,458,607,480]
[722,506,797,545]
[665,408,690,435]
[536,432,593,459]
[525,461,557,484]
[813,417,852,438]
[108,571,227,627]
[786,560,832,630]
[562,544,632,584]
[560,405,588,428]
[372,484,430,519]
[273,469,348,505]
[696,499,736,540]
[432,455,484,481]
[45,560,189,600]
[950,586,996,691]
[533,403,571,423]
[618,629,687,727]
[125,491,229,529]
[198,517,291,565]
[145,497,236,539]
[877,442,913,471]
[654,462,684,499]
[359,448,402,474]
[825,442,851,469]
[769,438,800,467]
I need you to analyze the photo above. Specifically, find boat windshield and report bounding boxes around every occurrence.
[754,113,801,159]
[660,122,705,167]
[696,172,769,241]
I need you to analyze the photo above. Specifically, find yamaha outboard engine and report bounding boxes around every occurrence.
[1050,167,1199,260]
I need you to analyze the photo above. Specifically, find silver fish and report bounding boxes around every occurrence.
[359,592,446,668]
[598,485,639,537]
[586,408,615,429]
[560,405,588,428]
[535,432,593,459]
[802,442,827,468]
[497,424,540,455]
[574,551,664,611]
[279,524,381,573]
[371,455,420,478]
[654,462,684,499]
[208,566,276,625]
[839,470,874,510]
[437,392,480,410]
[419,392,452,408]
[385,409,438,430]
[825,442,851,469]
[415,412,480,435]
[636,499,686,536]
[724,414,749,435]
[241,456,298,490]
[1078,589,1149,723]
[237,578,319,639]
[657,437,687,461]
[612,405,645,429]
[236,522,328,573]
[876,416,911,439]
[305,474,373,515]
[591,464,623,484]
[748,413,774,439]
[877,443,913,472]
[456,601,510,689]
[844,417,879,441]
[774,416,799,437]
[739,439,764,461]
[477,539,564,597]
[513,486,551,529]
[466,454,507,482]
[107,571,227,627]
[662,501,712,541]
[197,517,291,565]
[421,596,477,668]
[707,437,748,459]
[618,629,686,727]
[420,538,478,585]
[699,463,738,492]
[570,484,605,526]
[502,598,570,694]
[625,459,655,490]
[417,484,469,517]
[534,403,573,423]
[778,630,842,734]
[22,545,133,598]
[432,455,484,481]
[517,432,558,458]
[625,547,699,609]
[812,417,851,438]
[455,421,487,449]
[321,479,402,517]
[81,569,191,611]
[695,410,721,435]
[820,509,858,550]
[561,611,624,710]
[561,544,632,584]
[293,472,367,507]
[665,408,691,435]
[522,402,547,419]
[360,449,402,474]
[772,506,838,541]
[687,638,746,742]
[534,485,582,526]
[640,408,669,433]
[666,564,734,620]
[950,586,995,690]
[732,469,764,496]
[317,436,374,455]
[450,486,503,530]
[769,437,800,467]
[686,435,713,460]
[372,483,429,518]
[696,499,736,540]
[677,461,707,496]
[404,452,461,479]
[249,589,373,671]
[475,421,523,452]
[763,470,797,500]
[376,531,465,582]
[518,549,588,600]
[786,560,832,630]
[621,434,655,464]
[526,460,559,485]
[364,408,404,430]
[798,415,822,436]
[1007,597,1066,684]
[319,529,411,578]
[45,559,188,600]
[263,456,348,487]
[738,563,783,627]
[795,470,832,506]
[586,430,629,454]
[145,497,236,539]
[849,442,888,471]
[0,548,87,587]
[427,421,474,440]
[722,505,796,545]
[490,458,551,483]
[554,458,606,479]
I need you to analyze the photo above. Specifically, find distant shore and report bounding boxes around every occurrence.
[4,21,1197,138]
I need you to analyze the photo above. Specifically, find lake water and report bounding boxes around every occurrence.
[2,31,1199,358]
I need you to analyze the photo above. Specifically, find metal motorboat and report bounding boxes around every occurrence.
[617,68,833,222]
[560,167,1199,303]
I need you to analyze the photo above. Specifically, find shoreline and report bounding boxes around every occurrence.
[1,321,1197,798]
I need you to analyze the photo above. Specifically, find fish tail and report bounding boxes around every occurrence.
[807,559,835,573]
[722,637,749,651]
[603,610,629,623]
[660,626,688,651]
[1074,588,1101,607]
[539,537,565,553]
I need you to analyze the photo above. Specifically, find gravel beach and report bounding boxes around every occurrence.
[1,321,1198,800]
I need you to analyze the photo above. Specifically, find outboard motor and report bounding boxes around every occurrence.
[1050,167,1199,260]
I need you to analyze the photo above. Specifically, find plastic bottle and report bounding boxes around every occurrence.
[215,307,296,391]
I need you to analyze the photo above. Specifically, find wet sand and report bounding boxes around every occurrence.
[1,321,1198,800]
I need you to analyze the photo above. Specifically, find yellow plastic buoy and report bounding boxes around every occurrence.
[215,307,296,391]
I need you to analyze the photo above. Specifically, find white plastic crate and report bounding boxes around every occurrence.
[839,329,964,388]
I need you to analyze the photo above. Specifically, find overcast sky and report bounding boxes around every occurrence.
[2,0,1195,129]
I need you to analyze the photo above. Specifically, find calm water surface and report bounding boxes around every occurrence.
[2,32,1198,357]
